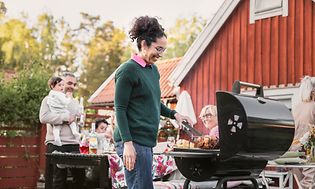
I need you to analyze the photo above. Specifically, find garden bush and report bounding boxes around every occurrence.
[0,67,50,130]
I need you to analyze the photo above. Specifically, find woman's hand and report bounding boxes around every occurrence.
[123,141,137,171]
[174,113,194,129]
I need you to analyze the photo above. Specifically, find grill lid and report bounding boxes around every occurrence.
[217,81,295,160]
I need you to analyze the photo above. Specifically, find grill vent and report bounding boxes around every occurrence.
[227,114,243,134]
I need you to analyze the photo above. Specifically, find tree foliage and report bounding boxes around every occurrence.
[0,12,78,73]
[0,65,50,128]
[164,15,207,59]
[77,14,130,97]
[0,1,6,17]
[33,14,79,73]
[55,18,79,73]
[34,14,58,70]
[0,2,208,129]
[0,19,39,70]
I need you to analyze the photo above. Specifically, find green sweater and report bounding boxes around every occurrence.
[114,59,176,147]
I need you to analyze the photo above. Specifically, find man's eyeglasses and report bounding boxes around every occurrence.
[67,81,77,87]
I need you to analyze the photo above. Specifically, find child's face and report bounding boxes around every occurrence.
[53,81,65,92]
[96,122,108,133]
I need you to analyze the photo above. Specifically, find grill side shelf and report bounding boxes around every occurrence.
[166,148,220,158]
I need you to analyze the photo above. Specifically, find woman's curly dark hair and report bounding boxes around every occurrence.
[129,16,167,51]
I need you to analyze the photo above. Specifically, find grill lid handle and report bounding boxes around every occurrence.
[232,80,264,97]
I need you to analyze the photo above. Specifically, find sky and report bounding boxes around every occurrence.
[3,0,224,30]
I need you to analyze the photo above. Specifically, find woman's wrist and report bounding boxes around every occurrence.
[124,141,133,146]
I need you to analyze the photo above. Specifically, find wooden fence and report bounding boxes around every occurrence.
[0,127,41,189]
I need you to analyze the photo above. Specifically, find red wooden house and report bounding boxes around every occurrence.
[168,0,315,133]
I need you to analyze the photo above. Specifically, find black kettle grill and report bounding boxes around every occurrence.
[169,81,295,189]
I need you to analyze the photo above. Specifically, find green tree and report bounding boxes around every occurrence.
[55,18,79,73]
[0,1,6,17]
[0,13,77,74]
[0,64,50,128]
[77,13,130,98]
[33,13,62,72]
[163,15,207,59]
[0,13,63,73]
[0,19,39,70]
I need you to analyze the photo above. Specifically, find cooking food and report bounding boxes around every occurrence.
[175,139,195,148]
[175,136,218,149]
[195,136,218,149]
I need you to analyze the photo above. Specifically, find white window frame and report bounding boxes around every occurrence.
[250,0,288,24]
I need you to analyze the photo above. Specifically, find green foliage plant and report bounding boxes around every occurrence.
[0,63,50,131]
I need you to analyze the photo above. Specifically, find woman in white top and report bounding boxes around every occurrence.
[290,76,315,189]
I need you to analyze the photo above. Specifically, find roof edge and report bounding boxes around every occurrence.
[88,57,182,105]
[89,95,177,107]
[168,0,241,87]
[87,70,117,103]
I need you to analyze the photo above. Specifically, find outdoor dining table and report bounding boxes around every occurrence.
[45,151,177,189]
[264,161,315,189]
[45,152,114,189]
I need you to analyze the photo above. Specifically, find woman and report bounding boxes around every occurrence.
[199,105,219,139]
[290,76,315,188]
[114,16,192,189]
[199,105,242,188]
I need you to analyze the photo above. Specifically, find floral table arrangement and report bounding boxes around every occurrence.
[300,124,315,162]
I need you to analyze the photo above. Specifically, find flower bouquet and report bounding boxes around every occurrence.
[300,124,315,162]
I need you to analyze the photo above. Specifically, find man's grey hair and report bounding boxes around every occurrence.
[62,72,76,78]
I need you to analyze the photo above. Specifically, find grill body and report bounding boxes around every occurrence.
[171,81,295,183]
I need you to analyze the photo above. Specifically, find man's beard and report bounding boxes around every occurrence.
[65,88,74,93]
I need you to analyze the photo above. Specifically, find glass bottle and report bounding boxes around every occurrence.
[79,134,89,154]
[78,97,85,128]
[89,123,98,154]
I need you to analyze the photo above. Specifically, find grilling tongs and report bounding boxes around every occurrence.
[179,121,202,141]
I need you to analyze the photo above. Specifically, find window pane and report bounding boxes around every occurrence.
[255,0,282,13]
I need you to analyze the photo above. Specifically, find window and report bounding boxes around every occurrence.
[250,0,288,24]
